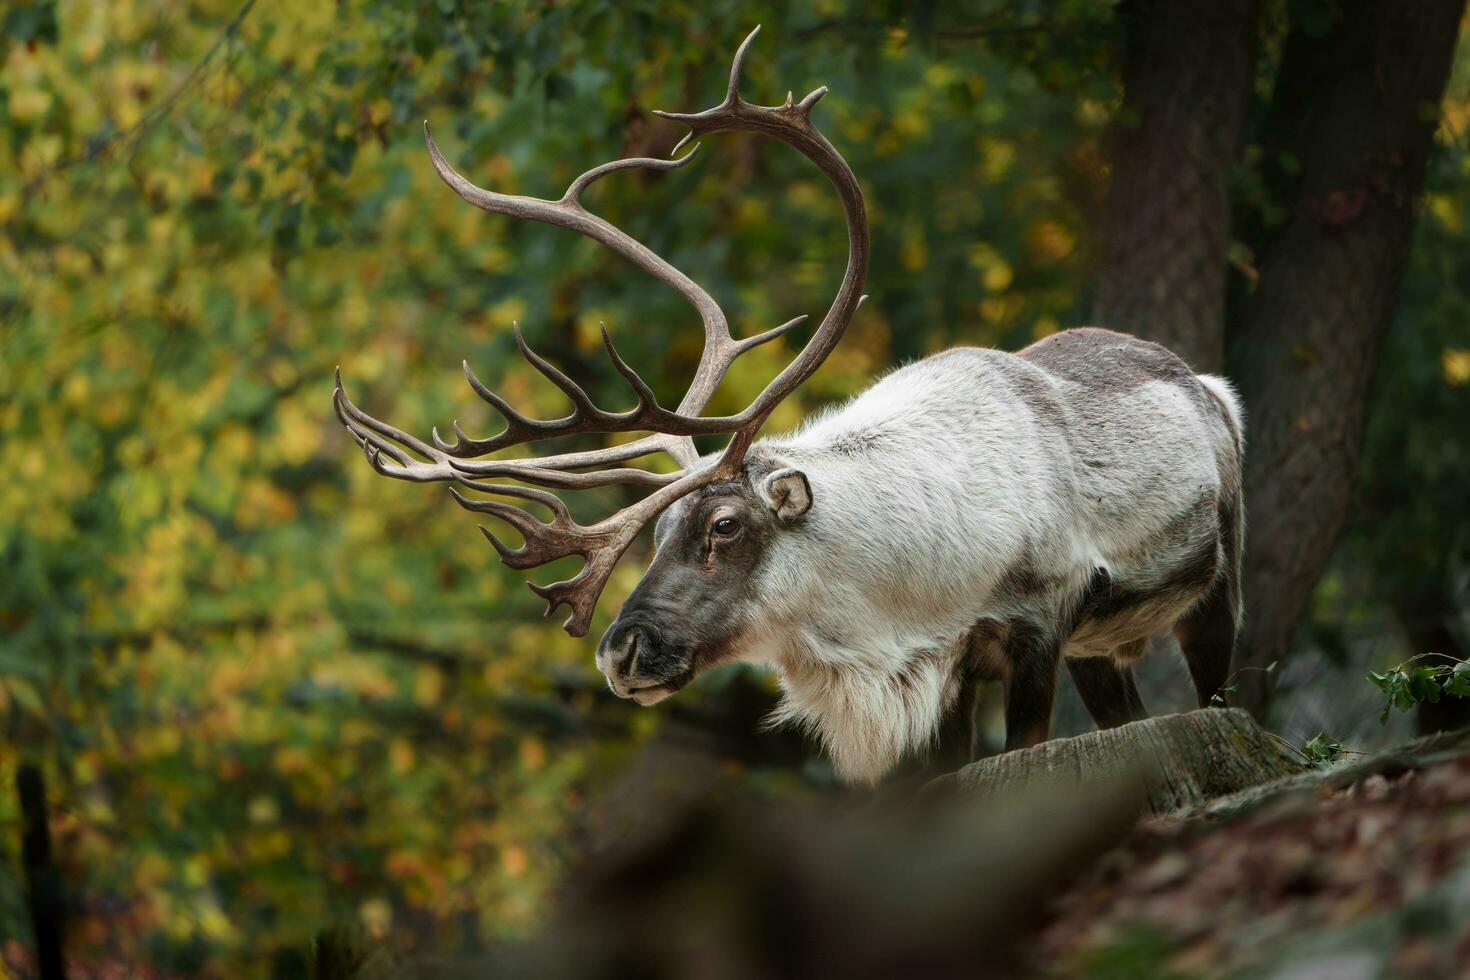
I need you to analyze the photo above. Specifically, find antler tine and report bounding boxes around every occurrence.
[448,479,594,573]
[439,357,565,455]
[339,367,682,488]
[563,142,702,203]
[449,474,651,635]
[725,23,762,101]
[732,314,809,355]
[526,557,618,630]
[438,327,658,456]
[334,368,440,462]
[598,322,659,412]
[509,321,602,423]
[335,372,458,483]
[475,466,716,635]
[431,329,667,458]
[446,434,691,477]
[452,477,573,522]
[433,309,815,460]
[448,487,557,550]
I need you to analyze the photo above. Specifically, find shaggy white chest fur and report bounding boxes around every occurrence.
[768,633,968,784]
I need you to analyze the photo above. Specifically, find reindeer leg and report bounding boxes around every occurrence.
[1175,579,1238,707]
[1175,497,1242,707]
[930,668,982,772]
[1065,641,1149,730]
[1003,622,1061,751]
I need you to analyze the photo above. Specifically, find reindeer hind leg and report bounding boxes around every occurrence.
[1003,622,1062,751]
[1065,640,1149,730]
[1175,496,1242,707]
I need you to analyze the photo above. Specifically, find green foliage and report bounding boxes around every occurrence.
[1369,657,1470,724]
[1210,661,1276,707]
[1300,732,1347,768]
[2,1,58,46]
[1071,926,1186,980]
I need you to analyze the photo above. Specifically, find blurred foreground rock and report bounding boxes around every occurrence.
[313,713,1470,979]
[315,749,1150,978]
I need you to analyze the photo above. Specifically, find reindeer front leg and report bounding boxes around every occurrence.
[1003,622,1062,751]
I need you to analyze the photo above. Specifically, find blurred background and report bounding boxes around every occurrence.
[2,0,1468,975]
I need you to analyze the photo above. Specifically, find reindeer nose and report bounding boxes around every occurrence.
[597,620,645,688]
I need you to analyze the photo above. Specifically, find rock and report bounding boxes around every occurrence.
[932,708,1305,814]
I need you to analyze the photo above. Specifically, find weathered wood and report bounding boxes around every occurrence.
[932,708,1305,814]
[1190,722,1470,822]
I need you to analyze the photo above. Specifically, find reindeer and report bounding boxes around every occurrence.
[335,28,1244,785]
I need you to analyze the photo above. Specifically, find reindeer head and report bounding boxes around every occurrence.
[334,27,868,701]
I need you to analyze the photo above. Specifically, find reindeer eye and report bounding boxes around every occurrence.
[712,517,741,538]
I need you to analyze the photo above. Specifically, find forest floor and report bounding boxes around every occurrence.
[1037,729,1470,978]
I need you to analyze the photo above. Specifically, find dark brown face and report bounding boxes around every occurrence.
[596,466,811,705]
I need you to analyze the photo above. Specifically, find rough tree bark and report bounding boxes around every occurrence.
[936,709,1303,814]
[1229,0,1466,713]
[1092,0,1259,372]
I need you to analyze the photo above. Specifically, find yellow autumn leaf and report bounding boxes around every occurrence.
[1444,348,1470,385]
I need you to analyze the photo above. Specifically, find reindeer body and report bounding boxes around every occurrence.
[685,328,1244,783]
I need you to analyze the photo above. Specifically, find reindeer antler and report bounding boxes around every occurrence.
[334,26,870,637]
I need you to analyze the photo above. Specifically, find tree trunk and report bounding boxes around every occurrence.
[1228,0,1466,715]
[1092,0,1259,372]
[18,764,67,980]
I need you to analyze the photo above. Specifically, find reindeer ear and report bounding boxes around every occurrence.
[759,468,812,525]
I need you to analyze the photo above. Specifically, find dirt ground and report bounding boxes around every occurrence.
[1039,755,1470,978]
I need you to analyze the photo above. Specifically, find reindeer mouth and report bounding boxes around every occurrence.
[617,669,693,706]
[627,683,676,706]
